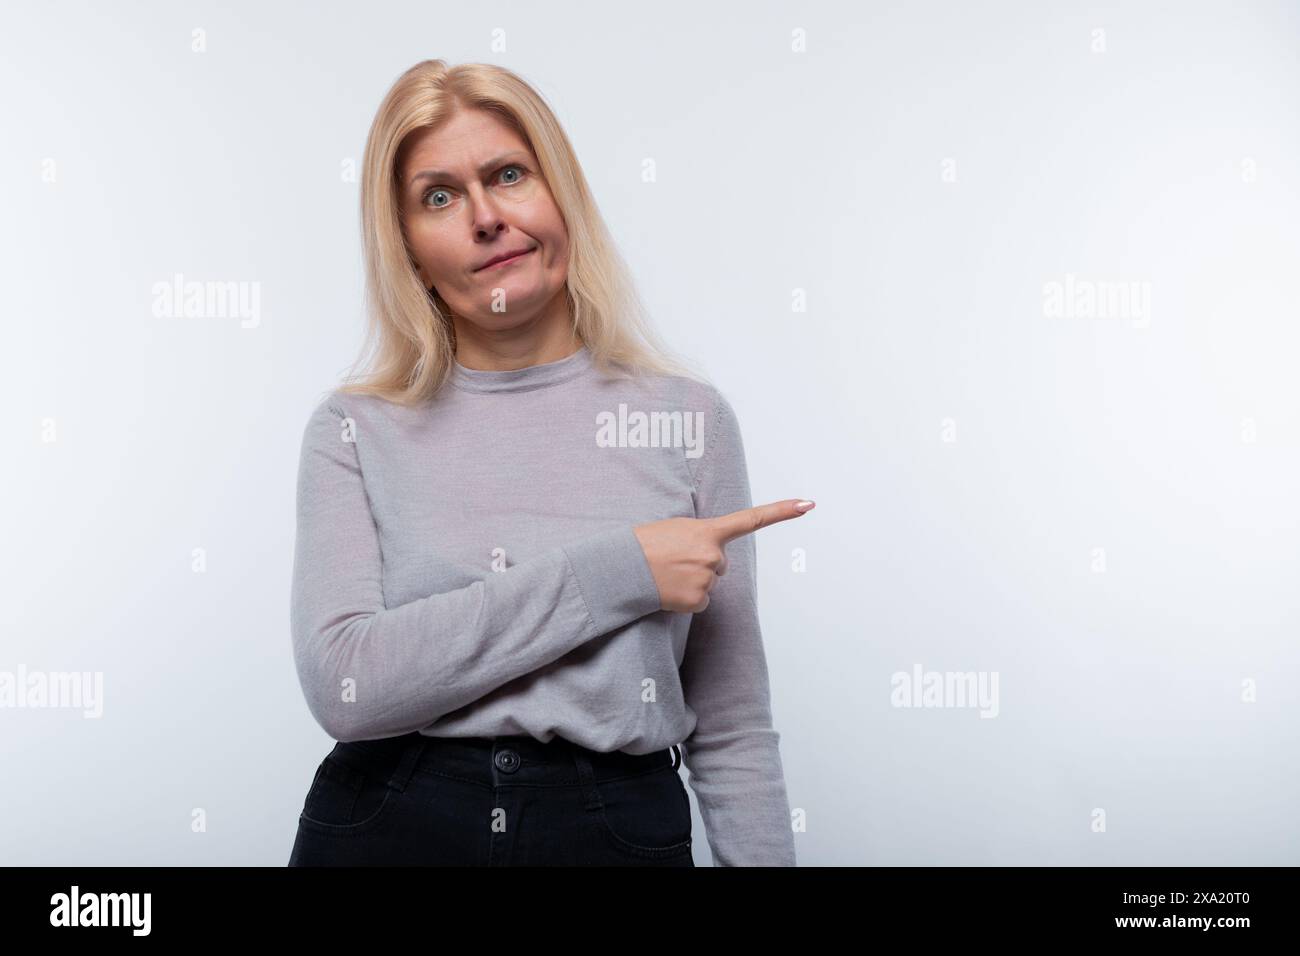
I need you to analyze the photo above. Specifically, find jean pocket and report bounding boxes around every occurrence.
[595,765,693,860]
[297,750,400,837]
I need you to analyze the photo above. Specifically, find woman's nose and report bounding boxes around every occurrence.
[467,188,507,237]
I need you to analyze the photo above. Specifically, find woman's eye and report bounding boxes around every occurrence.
[423,166,524,208]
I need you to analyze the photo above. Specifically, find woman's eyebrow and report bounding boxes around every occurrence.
[407,152,531,189]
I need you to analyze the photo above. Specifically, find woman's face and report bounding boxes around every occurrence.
[398,109,570,333]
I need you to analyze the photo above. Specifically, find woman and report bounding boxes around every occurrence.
[287,59,814,866]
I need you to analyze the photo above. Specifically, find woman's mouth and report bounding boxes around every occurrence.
[476,247,536,272]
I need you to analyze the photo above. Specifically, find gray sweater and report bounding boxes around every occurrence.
[290,344,796,866]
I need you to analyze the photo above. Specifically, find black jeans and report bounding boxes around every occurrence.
[287,732,694,866]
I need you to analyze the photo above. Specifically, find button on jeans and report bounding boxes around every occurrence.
[287,733,695,866]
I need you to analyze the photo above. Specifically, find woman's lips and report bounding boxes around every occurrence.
[478,247,535,271]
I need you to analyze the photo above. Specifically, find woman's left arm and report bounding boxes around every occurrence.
[677,389,798,867]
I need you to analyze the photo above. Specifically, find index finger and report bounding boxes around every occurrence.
[706,499,815,544]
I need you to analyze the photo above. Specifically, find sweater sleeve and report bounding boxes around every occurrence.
[289,398,663,743]
[678,390,798,866]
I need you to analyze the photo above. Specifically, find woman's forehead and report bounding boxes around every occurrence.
[401,112,529,170]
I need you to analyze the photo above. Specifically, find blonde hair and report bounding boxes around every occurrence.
[335,59,708,406]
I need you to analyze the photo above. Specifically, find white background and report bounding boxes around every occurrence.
[2,0,1297,865]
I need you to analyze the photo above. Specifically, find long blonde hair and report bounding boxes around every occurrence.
[335,59,707,405]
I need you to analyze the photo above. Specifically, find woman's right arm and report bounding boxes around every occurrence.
[289,399,663,743]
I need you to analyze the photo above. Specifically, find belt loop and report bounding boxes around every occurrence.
[670,744,681,771]
[569,742,604,812]
[386,733,429,793]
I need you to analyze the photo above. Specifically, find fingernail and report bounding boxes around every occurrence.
[794,500,815,512]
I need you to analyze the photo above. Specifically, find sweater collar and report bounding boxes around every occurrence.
[449,344,593,394]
